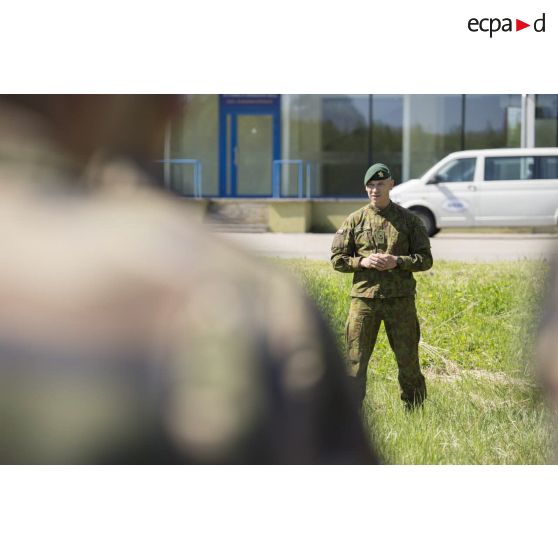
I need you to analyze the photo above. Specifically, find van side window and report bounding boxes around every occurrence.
[485,157,534,181]
[537,156,558,179]
[436,158,476,182]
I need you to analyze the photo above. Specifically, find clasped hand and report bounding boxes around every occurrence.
[360,253,398,271]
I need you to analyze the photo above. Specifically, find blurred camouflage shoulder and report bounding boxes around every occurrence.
[0,141,376,463]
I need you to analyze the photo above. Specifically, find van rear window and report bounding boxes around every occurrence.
[538,156,558,179]
[485,156,558,180]
[484,157,534,181]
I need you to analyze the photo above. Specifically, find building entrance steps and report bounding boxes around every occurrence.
[204,200,269,227]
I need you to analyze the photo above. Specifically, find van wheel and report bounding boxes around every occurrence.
[410,207,440,237]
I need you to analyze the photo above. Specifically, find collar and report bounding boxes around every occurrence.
[368,201,393,216]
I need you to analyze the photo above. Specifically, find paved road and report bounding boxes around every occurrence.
[215,232,558,262]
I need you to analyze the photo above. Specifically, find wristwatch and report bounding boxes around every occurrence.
[396,256,404,267]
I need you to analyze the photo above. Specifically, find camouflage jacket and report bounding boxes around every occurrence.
[331,202,433,298]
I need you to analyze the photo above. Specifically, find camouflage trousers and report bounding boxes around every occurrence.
[345,296,427,407]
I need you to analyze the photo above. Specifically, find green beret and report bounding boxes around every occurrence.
[364,163,392,185]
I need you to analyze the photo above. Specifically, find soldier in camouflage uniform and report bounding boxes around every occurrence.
[331,163,433,409]
[0,95,376,464]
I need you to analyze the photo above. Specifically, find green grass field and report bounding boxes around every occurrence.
[280,258,555,464]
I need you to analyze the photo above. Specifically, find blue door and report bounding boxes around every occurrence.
[219,95,281,197]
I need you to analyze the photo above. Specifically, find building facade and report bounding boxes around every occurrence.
[163,94,558,201]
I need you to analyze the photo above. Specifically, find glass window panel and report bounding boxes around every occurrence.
[371,95,403,184]
[464,95,522,149]
[537,156,558,179]
[408,95,463,178]
[169,95,219,196]
[436,158,476,182]
[321,164,364,197]
[282,95,323,194]
[485,157,534,181]
[169,164,196,196]
[280,163,304,197]
[535,95,558,147]
[320,95,370,196]
[283,95,369,197]
[322,96,369,152]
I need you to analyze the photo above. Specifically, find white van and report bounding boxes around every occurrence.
[390,148,558,236]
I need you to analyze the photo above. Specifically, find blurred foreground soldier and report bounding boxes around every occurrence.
[536,258,558,421]
[0,95,375,464]
[331,163,432,410]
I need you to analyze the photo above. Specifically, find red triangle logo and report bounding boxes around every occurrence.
[516,19,530,31]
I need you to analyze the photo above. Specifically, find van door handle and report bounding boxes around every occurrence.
[467,184,477,191]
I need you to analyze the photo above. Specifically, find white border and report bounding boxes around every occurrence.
[2,466,557,558]
[1,1,557,92]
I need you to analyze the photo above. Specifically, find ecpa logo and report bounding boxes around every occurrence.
[468,12,546,37]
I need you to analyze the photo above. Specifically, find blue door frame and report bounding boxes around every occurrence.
[219,95,281,197]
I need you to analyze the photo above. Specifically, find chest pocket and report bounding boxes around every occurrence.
[365,224,403,252]
[370,227,390,252]
[354,226,372,249]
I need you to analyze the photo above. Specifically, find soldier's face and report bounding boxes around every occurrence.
[365,178,394,208]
